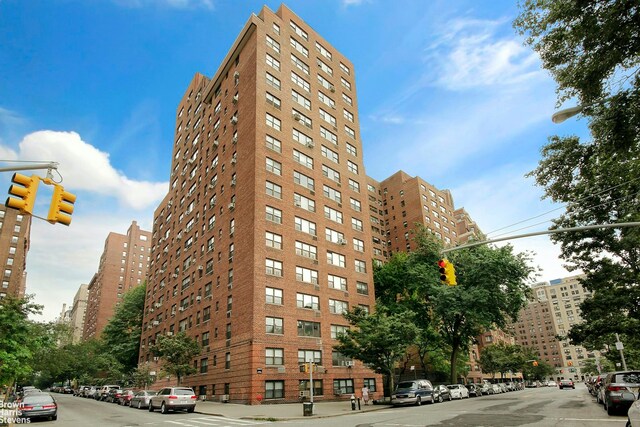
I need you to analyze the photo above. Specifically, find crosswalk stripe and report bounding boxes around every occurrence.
[191,416,266,425]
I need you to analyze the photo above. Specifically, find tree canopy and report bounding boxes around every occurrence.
[514,0,640,361]
[152,332,200,385]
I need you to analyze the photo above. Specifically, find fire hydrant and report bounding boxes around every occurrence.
[351,394,356,410]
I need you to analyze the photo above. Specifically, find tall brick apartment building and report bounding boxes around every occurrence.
[139,5,380,403]
[0,205,31,299]
[83,221,151,339]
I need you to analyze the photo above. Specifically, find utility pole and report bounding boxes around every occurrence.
[615,333,628,371]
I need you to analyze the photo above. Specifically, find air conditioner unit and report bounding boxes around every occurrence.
[228,202,235,210]
[141,344,145,348]
[188,158,195,164]
[181,171,186,176]
[213,141,219,147]
[154,302,162,308]
[220,394,230,403]
[329,85,335,93]
[306,141,314,148]
[206,295,213,300]
[153,357,159,361]
[294,202,302,207]
[172,273,178,278]
[293,113,301,121]
[344,361,354,367]
[179,307,186,312]
[176,232,182,240]
[232,94,239,103]
[208,184,215,190]
[210,200,216,208]
[232,136,238,144]
[163,248,168,254]
[231,179,236,186]
[167,331,173,336]
[231,116,238,124]
[167,201,173,208]
[196,296,202,302]
[231,158,237,165]
[152,321,159,326]
[197,265,204,271]
[233,71,240,78]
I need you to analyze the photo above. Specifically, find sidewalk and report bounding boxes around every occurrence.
[194,399,390,421]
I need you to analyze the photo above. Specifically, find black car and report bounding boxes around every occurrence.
[467,383,483,397]
[434,385,452,402]
[105,388,124,403]
[18,393,57,421]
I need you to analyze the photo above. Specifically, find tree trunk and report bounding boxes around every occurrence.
[450,345,459,384]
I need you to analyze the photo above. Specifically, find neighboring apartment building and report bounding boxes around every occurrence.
[83,221,151,340]
[70,284,89,343]
[139,5,380,404]
[0,205,31,300]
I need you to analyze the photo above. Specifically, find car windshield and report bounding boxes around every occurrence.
[396,382,417,390]
[617,373,640,383]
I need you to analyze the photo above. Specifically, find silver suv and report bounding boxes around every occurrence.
[148,387,197,414]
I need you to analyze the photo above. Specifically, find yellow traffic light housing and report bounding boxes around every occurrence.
[47,184,76,226]
[6,173,40,214]
[532,360,539,367]
[437,259,457,286]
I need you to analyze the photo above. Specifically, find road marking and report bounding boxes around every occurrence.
[190,417,266,425]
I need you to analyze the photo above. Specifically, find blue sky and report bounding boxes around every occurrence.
[0,0,588,321]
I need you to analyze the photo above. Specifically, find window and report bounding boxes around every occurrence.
[324,206,343,224]
[322,165,341,184]
[293,150,313,169]
[266,92,281,109]
[265,381,284,399]
[200,358,208,373]
[317,74,333,91]
[333,378,354,394]
[265,231,282,249]
[342,92,352,106]
[319,109,337,127]
[329,299,349,314]
[346,143,357,157]
[293,171,314,191]
[296,293,319,310]
[364,378,376,392]
[291,89,311,110]
[327,251,346,268]
[266,287,283,305]
[265,259,283,277]
[266,157,282,175]
[331,325,349,339]
[325,228,345,244]
[291,71,310,92]
[321,145,339,163]
[315,41,332,60]
[347,160,358,174]
[298,349,322,365]
[297,320,321,337]
[266,53,280,70]
[290,20,308,40]
[266,72,281,90]
[266,206,282,224]
[295,216,317,236]
[295,241,317,260]
[265,135,282,153]
[356,281,369,295]
[328,274,347,291]
[291,54,309,75]
[317,58,333,75]
[266,181,282,199]
[294,193,315,212]
[290,36,309,57]
[352,238,364,252]
[320,127,337,145]
[296,266,318,284]
[350,198,361,212]
[348,179,360,193]
[341,77,351,91]
[266,113,281,131]
[345,125,356,139]
[266,317,284,334]
[318,91,335,109]
[339,62,351,75]
[293,128,313,147]
[351,217,363,231]
[266,35,280,53]
[343,109,354,123]
[292,108,312,128]
[266,348,284,365]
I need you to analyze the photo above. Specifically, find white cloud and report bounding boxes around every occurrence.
[17,131,167,210]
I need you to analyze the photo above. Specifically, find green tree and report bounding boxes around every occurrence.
[152,332,200,386]
[131,363,154,389]
[333,306,419,398]
[398,230,534,383]
[101,283,146,373]
[514,0,640,355]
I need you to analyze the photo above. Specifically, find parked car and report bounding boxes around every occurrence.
[595,373,611,401]
[434,385,452,402]
[447,384,469,399]
[467,383,482,397]
[391,380,435,406]
[74,386,89,396]
[149,387,197,414]
[130,390,158,409]
[105,388,123,403]
[119,389,135,406]
[627,391,640,427]
[559,379,575,389]
[547,380,557,387]
[17,393,57,421]
[96,385,120,401]
[491,383,503,394]
[601,371,640,415]
[62,386,74,394]
[84,386,98,398]
[478,382,493,395]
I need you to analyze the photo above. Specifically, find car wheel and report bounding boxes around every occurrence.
[449,394,452,401]
[148,402,154,412]
[51,415,57,421]
[606,401,615,416]
[161,402,168,414]
[415,396,422,406]
[187,406,195,413]
[438,395,443,403]
[138,401,142,409]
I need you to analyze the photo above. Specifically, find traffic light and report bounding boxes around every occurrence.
[47,184,76,226]
[437,259,457,286]
[532,361,538,367]
[567,361,573,366]
[6,173,40,214]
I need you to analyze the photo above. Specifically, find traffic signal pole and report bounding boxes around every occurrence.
[442,222,640,253]
[0,162,58,177]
